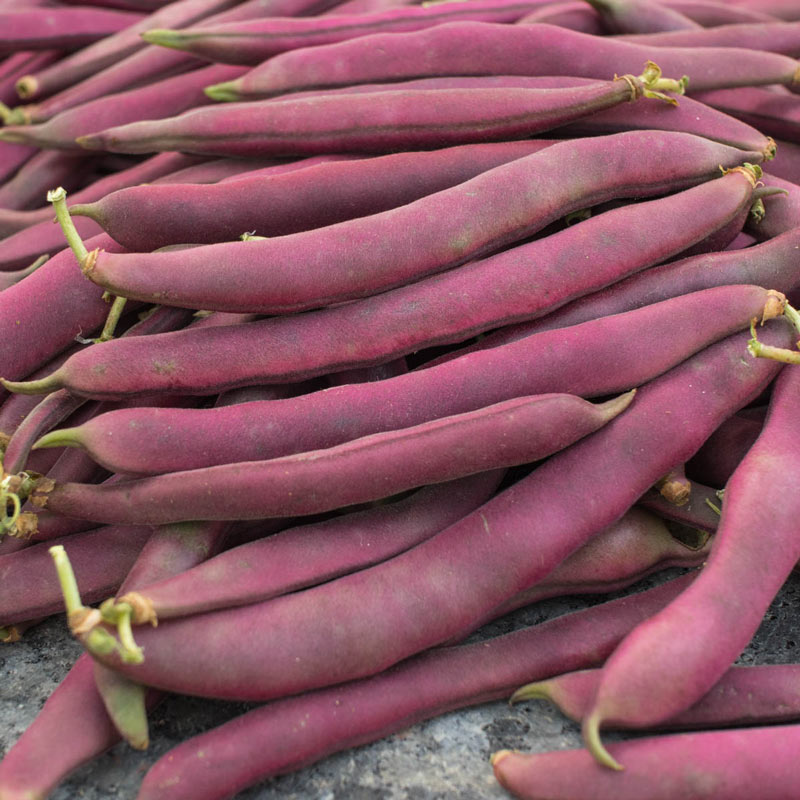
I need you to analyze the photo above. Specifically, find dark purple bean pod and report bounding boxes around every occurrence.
[142,0,558,65]
[580,360,800,769]
[63,132,760,315]
[542,0,781,28]
[516,2,606,33]
[78,71,689,157]
[68,321,789,699]
[492,723,800,799]
[69,140,558,249]
[487,507,711,619]
[30,391,636,525]
[0,343,80,451]
[207,21,800,99]
[513,663,800,731]
[133,574,696,800]
[638,479,721,532]
[0,63,246,151]
[22,286,785,476]
[685,410,763,487]
[621,20,800,56]
[0,50,58,105]
[0,525,151,626]
[585,0,701,33]
[19,166,760,419]
[666,0,779,24]
[11,0,242,104]
[0,519,230,799]
[116,470,505,623]
[0,7,143,53]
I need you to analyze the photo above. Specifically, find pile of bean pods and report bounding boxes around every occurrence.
[3,0,800,796]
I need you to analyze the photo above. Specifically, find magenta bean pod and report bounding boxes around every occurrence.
[133,574,696,800]
[512,663,800,731]
[0,232,130,393]
[63,132,762,314]
[23,285,789,474]
[492,723,800,800]
[0,63,246,150]
[69,140,559,249]
[621,20,800,56]
[14,0,351,124]
[580,361,800,769]
[0,525,151,626]
[584,0,702,33]
[70,320,790,700]
[0,151,201,239]
[29,390,636,525]
[142,0,555,65]
[11,0,242,104]
[0,7,143,52]
[482,226,800,346]
[211,21,800,99]
[115,470,505,623]
[15,166,760,438]
[77,74,689,157]
[0,519,230,799]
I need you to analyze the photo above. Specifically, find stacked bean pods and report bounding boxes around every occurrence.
[2,0,800,797]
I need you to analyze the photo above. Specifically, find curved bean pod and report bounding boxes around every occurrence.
[70,322,790,699]
[492,724,800,799]
[23,286,786,469]
[581,360,800,769]
[135,574,696,800]
[30,391,636,525]
[117,494,693,625]
[68,139,557,249]
[142,0,552,65]
[19,164,755,415]
[78,73,687,157]
[512,663,800,730]
[0,63,246,150]
[621,21,800,56]
[0,7,142,52]
[210,21,800,98]
[584,0,701,33]
[63,132,759,314]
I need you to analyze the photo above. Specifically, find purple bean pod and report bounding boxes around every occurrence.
[66,320,790,700]
[29,390,637,525]
[22,285,788,475]
[134,574,696,800]
[64,132,760,314]
[0,7,143,53]
[580,360,800,769]
[210,21,800,99]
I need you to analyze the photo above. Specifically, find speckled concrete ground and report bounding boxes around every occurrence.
[2,568,799,799]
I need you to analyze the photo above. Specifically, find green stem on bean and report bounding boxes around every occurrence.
[49,187,127,342]
[582,709,624,771]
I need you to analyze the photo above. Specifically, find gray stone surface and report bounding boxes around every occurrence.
[2,568,799,799]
